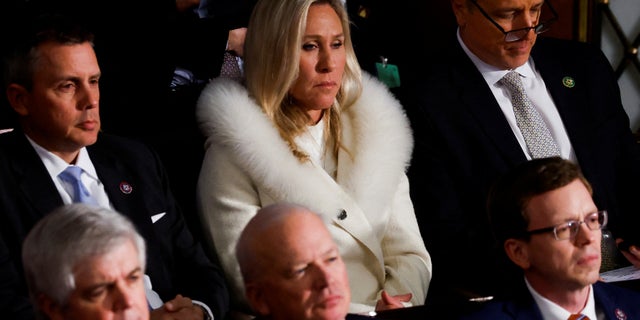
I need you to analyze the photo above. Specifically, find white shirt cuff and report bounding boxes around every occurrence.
[192,300,214,320]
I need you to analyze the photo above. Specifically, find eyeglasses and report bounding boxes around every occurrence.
[469,0,558,42]
[526,210,608,240]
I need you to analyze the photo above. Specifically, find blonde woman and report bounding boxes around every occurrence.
[196,0,431,315]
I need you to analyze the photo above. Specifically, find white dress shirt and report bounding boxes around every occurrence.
[526,278,597,320]
[27,135,112,208]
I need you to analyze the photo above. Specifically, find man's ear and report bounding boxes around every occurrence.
[245,283,270,316]
[504,238,531,269]
[37,293,64,320]
[5,83,30,116]
[451,0,468,28]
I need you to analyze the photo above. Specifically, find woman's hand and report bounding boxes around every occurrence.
[375,290,412,312]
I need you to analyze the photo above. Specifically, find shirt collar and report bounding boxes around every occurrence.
[456,28,537,86]
[525,277,597,320]
[26,134,99,180]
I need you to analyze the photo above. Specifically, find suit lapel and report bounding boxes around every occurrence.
[532,39,594,156]
[531,39,602,184]
[593,282,629,320]
[502,283,545,320]
[449,42,527,164]
[89,148,133,211]
[10,133,64,217]
[87,142,156,239]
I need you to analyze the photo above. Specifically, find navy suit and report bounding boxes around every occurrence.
[404,35,640,302]
[0,131,229,319]
[460,281,640,319]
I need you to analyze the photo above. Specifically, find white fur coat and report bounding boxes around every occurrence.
[196,73,432,314]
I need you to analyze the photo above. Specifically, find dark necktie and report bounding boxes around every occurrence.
[220,51,242,81]
[499,71,560,158]
[58,166,98,206]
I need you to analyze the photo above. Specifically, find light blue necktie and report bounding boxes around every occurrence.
[58,166,98,206]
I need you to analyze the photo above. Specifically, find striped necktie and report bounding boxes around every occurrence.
[568,313,590,320]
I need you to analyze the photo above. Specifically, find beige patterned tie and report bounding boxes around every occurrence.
[499,71,560,158]
[220,51,242,81]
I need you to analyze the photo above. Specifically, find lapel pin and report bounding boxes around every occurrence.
[119,181,133,194]
[562,76,575,88]
[615,308,627,320]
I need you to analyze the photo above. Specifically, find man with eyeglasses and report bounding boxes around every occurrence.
[460,156,640,319]
[403,0,640,306]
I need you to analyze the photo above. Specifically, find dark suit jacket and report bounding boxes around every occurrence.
[0,131,229,319]
[459,281,640,319]
[403,35,640,301]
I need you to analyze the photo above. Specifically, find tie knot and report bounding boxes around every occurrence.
[60,165,83,181]
[568,313,590,320]
[499,70,525,93]
[59,166,98,205]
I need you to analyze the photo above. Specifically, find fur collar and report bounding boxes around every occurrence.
[196,73,413,217]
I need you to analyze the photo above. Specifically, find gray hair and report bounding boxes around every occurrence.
[22,204,146,317]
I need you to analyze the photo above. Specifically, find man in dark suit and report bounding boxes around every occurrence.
[0,14,229,320]
[403,0,640,305]
[461,157,640,319]
[1,0,257,244]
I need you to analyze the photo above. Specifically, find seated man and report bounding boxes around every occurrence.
[463,157,640,319]
[0,14,228,319]
[22,203,149,320]
[235,202,379,320]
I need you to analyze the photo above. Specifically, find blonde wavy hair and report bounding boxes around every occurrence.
[243,0,363,161]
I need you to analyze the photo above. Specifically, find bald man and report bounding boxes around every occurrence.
[235,202,377,320]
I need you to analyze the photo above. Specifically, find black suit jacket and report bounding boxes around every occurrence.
[460,281,640,319]
[0,131,229,319]
[404,35,640,301]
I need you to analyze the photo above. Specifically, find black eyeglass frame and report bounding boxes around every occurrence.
[469,0,559,42]
[526,210,608,240]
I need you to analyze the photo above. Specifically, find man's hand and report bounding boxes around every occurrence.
[374,290,412,312]
[617,238,640,268]
[150,294,205,320]
[227,28,247,57]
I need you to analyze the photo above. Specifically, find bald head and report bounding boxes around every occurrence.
[236,202,330,282]
[235,202,351,319]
